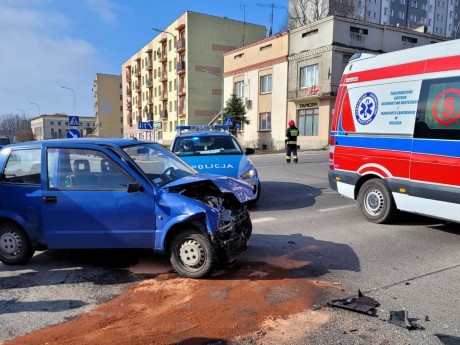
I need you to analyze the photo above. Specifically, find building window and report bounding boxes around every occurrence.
[235,81,244,99]
[260,75,272,94]
[259,112,271,131]
[298,107,319,136]
[299,64,319,89]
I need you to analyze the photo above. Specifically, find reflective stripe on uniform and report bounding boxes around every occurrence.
[290,129,299,136]
[287,141,297,144]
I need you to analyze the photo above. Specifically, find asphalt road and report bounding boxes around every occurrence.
[1,150,459,344]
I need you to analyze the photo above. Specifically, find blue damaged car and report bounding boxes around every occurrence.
[0,138,254,278]
[171,125,261,203]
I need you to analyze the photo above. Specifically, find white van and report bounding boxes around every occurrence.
[329,39,460,224]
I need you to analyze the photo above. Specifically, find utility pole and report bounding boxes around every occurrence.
[257,2,287,36]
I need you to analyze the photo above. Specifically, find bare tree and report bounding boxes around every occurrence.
[289,0,364,29]
[0,113,33,141]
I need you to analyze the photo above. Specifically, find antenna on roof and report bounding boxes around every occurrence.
[256,2,287,36]
[240,1,247,45]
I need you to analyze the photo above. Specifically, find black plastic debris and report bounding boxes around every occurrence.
[327,290,380,315]
[434,333,460,345]
[388,310,423,330]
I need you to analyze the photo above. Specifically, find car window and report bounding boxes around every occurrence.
[2,149,41,185]
[122,143,196,186]
[173,136,243,156]
[47,148,134,191]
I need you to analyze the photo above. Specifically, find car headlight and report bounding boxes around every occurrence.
[240,168,256,179]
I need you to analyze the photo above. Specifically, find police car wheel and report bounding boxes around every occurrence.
[170,229,215,278]
[0,223,35,265]
[358,179,397,224]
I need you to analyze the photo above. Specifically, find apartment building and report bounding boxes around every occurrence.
[122,11,266,144]
[93,73,123,138]
[289,0,460,38]
[31,114,96,140]
[288,16,446,149]
[223,33,289,150]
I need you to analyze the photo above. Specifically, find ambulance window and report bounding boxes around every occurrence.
[414,77,460,140]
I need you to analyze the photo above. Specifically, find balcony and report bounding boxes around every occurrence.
[148,96,153,104]
[160,72,168,82]
[160,110,168,118]
[287,83,339,101]
[146,79,153,88]
[179,84,186,96]
[147,112,154,121]
[127,101,132,109]
[177,61,186,74]
[128,117,133,126]
[136,116,142,123]
[135,85,141,93]
[137,101,142,108]
[126,89,132,97]
[160,51,167,62]
[126,75,132,83]
[135,69,141,77]
[161,91,168,101]
[177,38,186,52]
[146,60,153,70]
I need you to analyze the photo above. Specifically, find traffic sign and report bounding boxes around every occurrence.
[67,129,81,138]
[224,117,233,126]
[138,121,153,130]
[69,116,80,126]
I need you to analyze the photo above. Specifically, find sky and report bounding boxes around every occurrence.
[0,0,289,118]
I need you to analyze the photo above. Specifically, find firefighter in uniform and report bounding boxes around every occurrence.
[285,119,299,163]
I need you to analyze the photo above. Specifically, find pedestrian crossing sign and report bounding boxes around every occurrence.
[224,117,233,126]
[69,116,80,126]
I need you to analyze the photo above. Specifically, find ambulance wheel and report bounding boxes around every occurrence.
[0,223,35,265]
[358,179,397,224]
[170,230,215,278]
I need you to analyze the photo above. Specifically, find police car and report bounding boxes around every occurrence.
[171,125,261,203]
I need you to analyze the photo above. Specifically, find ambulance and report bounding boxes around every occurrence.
[328,39,460,224]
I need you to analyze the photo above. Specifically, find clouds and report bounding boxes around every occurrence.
[0,2,102,116]
[85,0,118,23]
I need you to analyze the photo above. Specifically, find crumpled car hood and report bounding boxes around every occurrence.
[164,173,256,203]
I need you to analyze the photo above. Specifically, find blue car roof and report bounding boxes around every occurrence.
[5,138,149,148]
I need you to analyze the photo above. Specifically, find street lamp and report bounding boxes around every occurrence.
[61,86,77,116]
[200,69,224,124]
[30,102,40,116]
[152,27,179,129]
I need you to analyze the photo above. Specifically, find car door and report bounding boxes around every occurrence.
[408,76,460,221]
[41,144,157,249]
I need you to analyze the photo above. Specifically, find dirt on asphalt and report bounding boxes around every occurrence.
[3,249,338,345]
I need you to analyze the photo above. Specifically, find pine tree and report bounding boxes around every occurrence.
[222,93,250,135]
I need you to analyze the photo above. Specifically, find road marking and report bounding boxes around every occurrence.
[318,205,355,212]
[252,217,276,224]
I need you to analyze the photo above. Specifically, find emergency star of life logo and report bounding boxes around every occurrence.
[355,92,378,125]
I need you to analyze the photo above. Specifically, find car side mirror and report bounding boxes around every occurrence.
[245,148,255,155]
[127,182,144,193]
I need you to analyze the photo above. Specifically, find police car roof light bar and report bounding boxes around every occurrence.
[176,125,230,134]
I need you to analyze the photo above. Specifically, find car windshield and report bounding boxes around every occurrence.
[172,135,243,157]
[122,143,196,187]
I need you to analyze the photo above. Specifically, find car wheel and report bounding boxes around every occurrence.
[0,223,35,265]
[357,179,397,224]
[170,229,215,278]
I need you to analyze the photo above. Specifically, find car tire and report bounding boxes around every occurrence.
[0,223,35,265]
[170,229,215,278]
[357,179,397,224]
